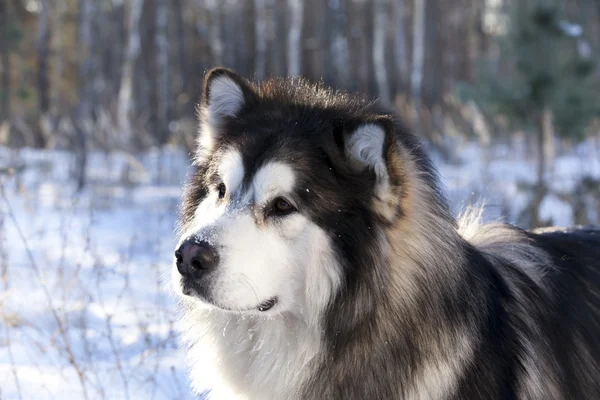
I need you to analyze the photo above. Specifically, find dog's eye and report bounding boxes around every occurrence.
[218,183,226,199]
[269,197,295,217]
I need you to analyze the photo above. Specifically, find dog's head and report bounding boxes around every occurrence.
[173,68,409,319]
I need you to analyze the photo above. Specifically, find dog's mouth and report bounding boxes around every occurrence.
[212,296,278,313]
[181,282,278,312]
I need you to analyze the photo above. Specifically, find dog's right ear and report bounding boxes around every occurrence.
[195,68,256,165]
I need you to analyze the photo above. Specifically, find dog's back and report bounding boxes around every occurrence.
[533,227,600,396]
[455,223,600,399]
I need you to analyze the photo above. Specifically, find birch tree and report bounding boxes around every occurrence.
[223,0,238,68]
[206,0,223,66]
[173,0,188,91]
[117,0,145,146]
[50,0,67,116]
[349,0,371,93]
[373,0,391,105]
[394,0,409,92]
[0,0,10,120]
[287,0,303,76]
[302,0,325,79]
[37,0,51,117]
[270,0,285,76]
[411,0,426,115]
[327,0,350,87]
[78,0,95,123]
[74,0,97,191]
[155,0,171,144]
[254,0,268,80]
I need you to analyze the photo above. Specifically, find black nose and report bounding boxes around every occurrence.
[175,239,219,279]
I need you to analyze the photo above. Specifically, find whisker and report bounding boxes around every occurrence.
[241,273,261,305]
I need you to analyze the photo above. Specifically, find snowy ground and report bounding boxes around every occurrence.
[1,147,192,400]
[1,141,599,399]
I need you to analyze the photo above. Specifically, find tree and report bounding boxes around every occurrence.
[254,0,268,80]
[0,0,12,121]
[393,0,409,93]
[78,0,96,123]
[118,0,145,147]
[155,0,172,145]
[302,0,326,80]
[37,0,51,117]
[327,0,351,88]
[411,0,426,131]
[373,0,390,105]
[348,0,373,93]
[461,0,600,227]
[287,0,303,76]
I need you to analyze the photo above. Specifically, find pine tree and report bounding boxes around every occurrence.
[460,0,600,227]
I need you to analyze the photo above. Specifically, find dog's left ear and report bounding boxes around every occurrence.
[344,117,401,221]
[195,68,257,164]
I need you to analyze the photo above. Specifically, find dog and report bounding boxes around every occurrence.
[171,67,600,399]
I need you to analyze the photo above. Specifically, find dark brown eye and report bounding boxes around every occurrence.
[270,197,295,216]
[218,183,226,199]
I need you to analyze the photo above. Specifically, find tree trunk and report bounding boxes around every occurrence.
[0,0,10,121]
[327,0,350,88]
[155,0,171,145]
[530,107,554,228]
[206,0,223,65]
[254,0,268,80]
[349,0,372,93]
[101,4,122,103]
[78,0,96,123]
[75,0,96,191]
[411,0,426,131]
[373,0,390,106]
[393,0,409,93]
[302,0,325,79]
[193,0,211,73]
[37,0,51,116]
[71,114,88,192]
[222,1,238,68]
[232,1,250,76]
[173,0,188,96]
[542,107,554,176]
[51,0,67,115]
[269,0,285,76]
[117,0,145,148]
[468,0,487,82]
[421,0,441,106]
[287,0,303,76]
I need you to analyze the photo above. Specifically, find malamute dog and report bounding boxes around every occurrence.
[172,68,600,399]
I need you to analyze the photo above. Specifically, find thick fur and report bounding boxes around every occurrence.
[173,68,600,399]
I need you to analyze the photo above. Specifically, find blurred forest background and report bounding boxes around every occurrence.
[1,1,600,398]
[1,0,600,226]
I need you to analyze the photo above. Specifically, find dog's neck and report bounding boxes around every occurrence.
[294,234,473,400]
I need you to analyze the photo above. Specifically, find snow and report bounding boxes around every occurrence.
[1,147,193,400]
[559,20,583,38]
[1,141,599,399]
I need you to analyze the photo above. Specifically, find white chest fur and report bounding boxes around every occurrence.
[179,309,321,400]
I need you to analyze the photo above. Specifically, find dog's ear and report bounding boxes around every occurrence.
[195,68,256,165]
[344,116,401,221]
